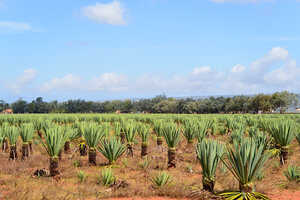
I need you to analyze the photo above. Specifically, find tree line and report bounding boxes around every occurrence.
[0,91,298,114]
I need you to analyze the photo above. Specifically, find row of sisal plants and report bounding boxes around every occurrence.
[0,114,299,200]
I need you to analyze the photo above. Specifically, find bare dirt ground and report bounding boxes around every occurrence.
[267,190,300,200]
[0,138,299,200]
[105,198,188,200]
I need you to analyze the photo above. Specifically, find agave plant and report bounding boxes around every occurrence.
[250,131,270,151]
[196,121,209,143]
[284,165,300,183]
[63,126,80,153]
[0,133,3,151]
[220,139,270,200]
[33,119,43,138]
[269,121,296,164]
[6,126,19,160]
[230,126,245,144]
[153,120,164,147]
[76,122,88,156]
[0,125,9,152]
[83,123,105,165]
[97,137,126,165]
[151,171,172,188]
[224,117,234,134]
[20,123,34,159]
[113,122,122,142]
[162,123,181,168]
[248,126,259,137]
[40,126,68,176]
[296,133,300,145]
[196,139,224,192]
[183,120,197,145]
[118,121,126,144]
[124,123,137,157]
[101,167,116,186]
[138,124,151,157]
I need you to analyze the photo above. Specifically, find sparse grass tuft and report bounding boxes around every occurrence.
[151,171,172,188]
[284,165,300,183]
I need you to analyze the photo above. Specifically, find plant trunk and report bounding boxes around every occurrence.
[127,144,133,157]
[21,143,29,160]
[168,148,176,168]
[9,145,17,160]
[239,183,253,193]
[120,132,126,144]
[141,143,148,157]
[50,157,59,176]
[157,137,163,146]
[2,138,9,152]
[29,141,33,154]
[280,147,288,165]
[88,148,97,165]
[202,177,215,192]
[58,149,62,160]
[64,141,70,153]
[38,130,43,139]
[187,140,194,145]
[79,143,87,156]
[186,141,194,152]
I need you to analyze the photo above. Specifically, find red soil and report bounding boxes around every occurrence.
[106,198,188,200]
[105,192,300,200]
[268,190,300,200]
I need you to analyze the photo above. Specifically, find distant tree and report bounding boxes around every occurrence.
[271,91,298,113]
[121,99,133,113]
[153,100,178,113]
[250,94,272,113]
[11,99,27,113]
[0,100,9,112]
[32,97,50,113]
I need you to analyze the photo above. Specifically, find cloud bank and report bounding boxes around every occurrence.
[7,47,300,98]
[9,69,37,94]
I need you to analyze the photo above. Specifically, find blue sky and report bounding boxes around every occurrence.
[1,0,300,102]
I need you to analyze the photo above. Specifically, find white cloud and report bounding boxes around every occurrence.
[41,74,82,92]
[132,47,300,95]
[264,60,300,86]
[89,73,128,91]
[0,21,32,31]
[192,66,212,75]
[82,1,126,25]
[40,73,128,93]
[231,64,246,73]
[10,69,37,93]
[250,47,288,72]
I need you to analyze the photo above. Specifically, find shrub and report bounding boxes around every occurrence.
[196,139,224,192]
[151,171,172,188]
[101,168,116,186]
[77,170,87,183]
[220,139,271,200]
[284,165,300,183]
[97,137,126,165]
